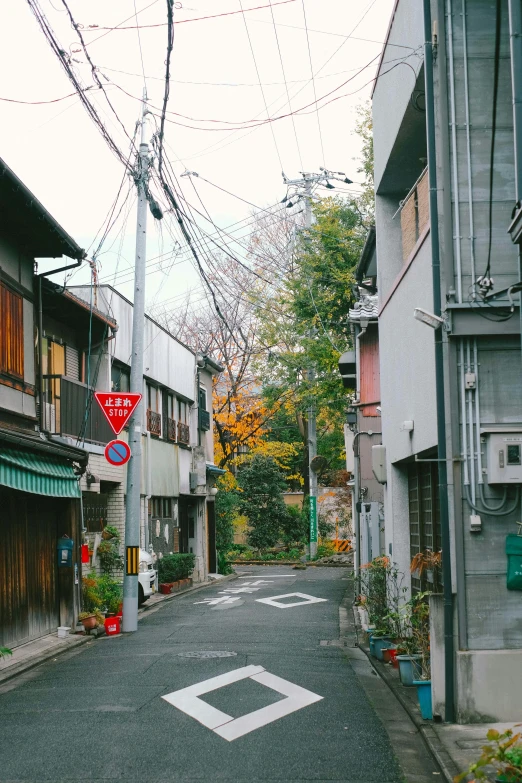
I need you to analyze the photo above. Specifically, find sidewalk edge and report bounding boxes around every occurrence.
[0,636,90,686]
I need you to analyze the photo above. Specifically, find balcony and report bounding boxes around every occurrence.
[42,375,114,444]
[400,167,429,261]
[199,408,210,431]
[178,422,190,445]
[166,417,177,442]
[147,409,162,437]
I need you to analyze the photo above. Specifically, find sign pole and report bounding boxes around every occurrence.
[122,92,151,633]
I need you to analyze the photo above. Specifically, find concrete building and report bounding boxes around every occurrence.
[372,0,522,721]
[68,285,223,585]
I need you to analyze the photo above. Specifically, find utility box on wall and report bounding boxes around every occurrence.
[483,429,522,484]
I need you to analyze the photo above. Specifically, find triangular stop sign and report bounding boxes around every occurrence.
[94,392,142,435]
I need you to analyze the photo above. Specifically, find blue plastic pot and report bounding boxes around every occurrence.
[413,680,432,720]
[397,654,421,686]
[372,635,394,661]
[369,634,376,657]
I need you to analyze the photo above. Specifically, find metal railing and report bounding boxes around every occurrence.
[167,417,177,442]
[147,409,162,437]
[178,421,190,445]
[42,375,114,444]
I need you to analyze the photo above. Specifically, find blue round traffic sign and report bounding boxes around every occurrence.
[105,439,131,466]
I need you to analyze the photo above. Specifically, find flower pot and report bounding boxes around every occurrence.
[369,634,377,657]
[397,654,421,686]
[388,648,399,668]
[80,615,97,631]
[382,645,397,664]
[413,680,433,720]
[373,635,394,661]
[159,583,172,595]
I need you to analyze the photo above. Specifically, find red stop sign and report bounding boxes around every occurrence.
[94,392,142,435]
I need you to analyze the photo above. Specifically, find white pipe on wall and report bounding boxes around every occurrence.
[466,340,476,504]
[473,340,484,485]
[459,340,470,487]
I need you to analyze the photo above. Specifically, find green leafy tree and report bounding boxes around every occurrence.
[237,455,289,550]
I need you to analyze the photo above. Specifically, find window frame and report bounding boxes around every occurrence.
[0,282,24,381]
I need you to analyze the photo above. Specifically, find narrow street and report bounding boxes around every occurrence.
[0,567,432,782]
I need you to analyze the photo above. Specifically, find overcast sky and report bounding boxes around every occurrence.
[1,0,395,315]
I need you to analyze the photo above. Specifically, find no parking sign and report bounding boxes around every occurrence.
[104,439,132,467]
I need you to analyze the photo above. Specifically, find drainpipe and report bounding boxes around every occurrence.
[37,257,84,432]
[423,0,456,723]
[352,430,382,592]
[507,0,522,361]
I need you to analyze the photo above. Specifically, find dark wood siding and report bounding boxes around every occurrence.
[0,283,24,379]
[0,489,60,647]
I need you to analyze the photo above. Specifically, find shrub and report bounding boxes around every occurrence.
[158,553,196,583]
[280,505,308,547]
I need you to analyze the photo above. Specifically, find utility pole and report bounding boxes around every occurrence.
[122,92,151,633]
[281,168,352,560]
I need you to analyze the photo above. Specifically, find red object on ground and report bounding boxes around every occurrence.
[94,392,142,435]
[81,544,89,564]
[388,648,399,667]
[159,583,172,595]
[104,616,121,636]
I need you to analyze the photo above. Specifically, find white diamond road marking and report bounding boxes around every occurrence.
[255,592,328,609]
[194,596,241,606]
[161,665,323,742]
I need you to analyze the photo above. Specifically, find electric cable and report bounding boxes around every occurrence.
[482,0,502,282]
[301,0,325,166]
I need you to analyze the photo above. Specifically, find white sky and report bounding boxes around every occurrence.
[1,0,395,316]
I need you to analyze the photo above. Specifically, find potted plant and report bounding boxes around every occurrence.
[408,591,432,717]
[371,628,394,661]
[78,611,97,630]
[454,726,522,783]
[102,524,120,541]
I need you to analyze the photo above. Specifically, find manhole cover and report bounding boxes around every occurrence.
[177,651,238,659]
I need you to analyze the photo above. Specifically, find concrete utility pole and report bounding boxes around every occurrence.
[123,93,151,633]
[282,168,352,560]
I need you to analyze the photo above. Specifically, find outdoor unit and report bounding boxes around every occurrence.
[483,430,522,484]
[360,502,381,562]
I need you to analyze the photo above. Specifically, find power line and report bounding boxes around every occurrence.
[133,0,148,90]
[301,0,325,166]
[238,0,284,170]
[268,0,304,170]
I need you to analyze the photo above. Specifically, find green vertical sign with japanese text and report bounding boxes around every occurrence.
[309,496,318,543]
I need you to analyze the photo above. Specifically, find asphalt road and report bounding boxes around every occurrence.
[0,567,404,783]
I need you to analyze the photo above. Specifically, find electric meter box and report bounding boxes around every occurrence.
[484,430,522,484]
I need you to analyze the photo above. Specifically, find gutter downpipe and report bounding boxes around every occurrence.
[423,0,456,723]
[507,0,522,362]
[37,257,85,432]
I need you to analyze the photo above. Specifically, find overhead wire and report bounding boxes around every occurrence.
[133,0,148,90]
[238,0,284,170]
[301,0,325,166]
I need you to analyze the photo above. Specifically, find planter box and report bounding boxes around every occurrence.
[372,636,394,661]
[159,583,173,595]
[397,654,422,686]
[413,680,433,720]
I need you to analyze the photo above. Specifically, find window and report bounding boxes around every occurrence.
[146,383,162,436]
[150,497,172,518]
[0,283,23,379]
[408,460,442,593]
[199,386,207,411]
[198,386,210,431]
[177,398,190,445]
[111,363,130,393]
[178,398,188,424]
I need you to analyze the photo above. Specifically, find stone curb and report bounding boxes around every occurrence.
[138,572,238,618]
[356,628,460,783]
[0,635,91,686]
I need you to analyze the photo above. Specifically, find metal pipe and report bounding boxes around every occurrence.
[473,340,484,484]
[459,341,469,486]
[461,0,476,290]
[466,340,476,504]
[507,0,522,364]
[424,0,456,722]
[446,0,463,302]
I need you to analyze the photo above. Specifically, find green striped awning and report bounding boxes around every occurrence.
[0,447,81,498]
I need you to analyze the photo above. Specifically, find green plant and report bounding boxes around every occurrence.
[78,611,96,621]
[454,726,522,783]
[82,572,102,612]
[237,455,289,550]
[97,575,123,614]
[217,551,234,576]
[280,505,308,547]
[407,591,431,679]
[158,553,196,583]
[0,647,12,659]
[97,537,124,575]
[316,541,336,559]
[287,547,302,559]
